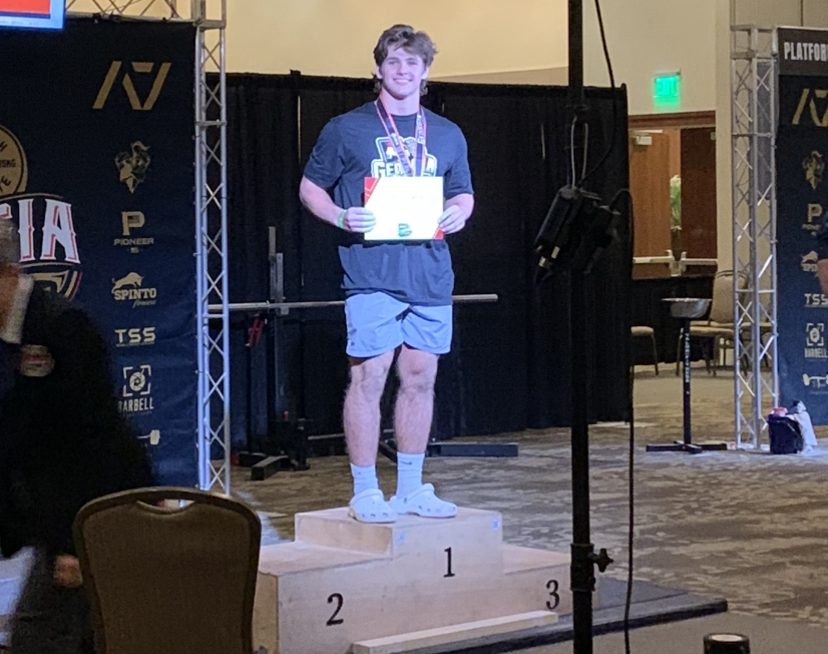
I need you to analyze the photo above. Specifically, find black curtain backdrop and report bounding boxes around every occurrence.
[220,73,630,448]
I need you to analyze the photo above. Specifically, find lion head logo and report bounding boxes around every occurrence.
[803,150,825,190]
[115,141,151,193]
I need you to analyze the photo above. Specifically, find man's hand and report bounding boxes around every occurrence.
[53,554,83,588]
[438,205,469,235]
[342,208,376,233]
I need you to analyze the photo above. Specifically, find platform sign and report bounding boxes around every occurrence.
[776,27,828,423]
[0,0,64,29]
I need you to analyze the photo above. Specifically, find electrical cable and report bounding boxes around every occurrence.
[612,188,636,654]
[578,0,618,187]
[569,115,579,186]
[624,350,635,654]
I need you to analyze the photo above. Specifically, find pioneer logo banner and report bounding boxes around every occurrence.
[0,17,198,483]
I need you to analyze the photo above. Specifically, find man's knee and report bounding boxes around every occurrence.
[397,350,438,395]
[399,375,435,398]
[348,354,393,399]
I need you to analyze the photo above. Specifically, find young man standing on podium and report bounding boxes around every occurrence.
[299,24,474,523]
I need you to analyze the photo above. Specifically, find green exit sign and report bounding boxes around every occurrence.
[653,73,681,109]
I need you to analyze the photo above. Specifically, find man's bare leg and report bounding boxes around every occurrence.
[344,350,397,522]
[391,345,457,517]
[393,345,438,455]
[343,350,394,465]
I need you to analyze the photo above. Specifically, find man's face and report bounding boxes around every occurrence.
[375,45,429,102]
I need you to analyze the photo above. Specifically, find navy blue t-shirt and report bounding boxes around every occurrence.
[303,101,473,305]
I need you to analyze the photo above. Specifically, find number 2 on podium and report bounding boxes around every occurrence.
[326,592,344,626]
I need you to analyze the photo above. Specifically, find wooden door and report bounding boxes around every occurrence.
[680,127,717,258]
[628,132,672,258]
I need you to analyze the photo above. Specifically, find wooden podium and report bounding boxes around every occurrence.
[253,507,572,653]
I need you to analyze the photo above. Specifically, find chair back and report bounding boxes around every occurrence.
[708,270,741,324]
[73,487,261,654]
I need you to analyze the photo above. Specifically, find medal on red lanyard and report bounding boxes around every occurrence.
[375,99,427,177]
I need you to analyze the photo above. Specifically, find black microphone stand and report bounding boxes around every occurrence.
[534,4,619,650]
[566,2,612,652]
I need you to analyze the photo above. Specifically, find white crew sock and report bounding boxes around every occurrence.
[350,463,379,497]
[395,452,425,498]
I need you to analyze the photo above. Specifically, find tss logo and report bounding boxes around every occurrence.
[114,327,156,347]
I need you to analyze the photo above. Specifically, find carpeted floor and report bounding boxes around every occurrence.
[4,365,827,652]
[231,366,828,635]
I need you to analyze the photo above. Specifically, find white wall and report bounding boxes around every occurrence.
[225,1,568,79]
[226,1,719,117]
[804,0,828,26]
[582,0,718,116]
[732,0,828,27]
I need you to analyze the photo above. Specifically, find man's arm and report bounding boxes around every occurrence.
[299,176,375,233]
[439,193,474,235]
[299,176,342,227]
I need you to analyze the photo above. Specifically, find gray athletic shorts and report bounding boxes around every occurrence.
[344,292,452,358]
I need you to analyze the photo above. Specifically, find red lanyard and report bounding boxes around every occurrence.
[374,99,427,177]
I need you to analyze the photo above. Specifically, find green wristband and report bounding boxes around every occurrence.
[336,209,347,230]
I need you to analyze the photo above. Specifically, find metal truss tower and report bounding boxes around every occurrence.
[730,25,779,449]
[67,0,230,492]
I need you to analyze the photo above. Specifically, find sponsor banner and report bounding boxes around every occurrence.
[777,27,828,77]
[776,53,828,422]
[0,18,197,482]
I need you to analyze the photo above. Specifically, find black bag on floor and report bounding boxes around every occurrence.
[767,413,803,454]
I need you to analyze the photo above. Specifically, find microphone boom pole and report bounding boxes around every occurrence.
[565,2,613,653]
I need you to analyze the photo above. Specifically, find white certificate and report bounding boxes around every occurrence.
[363,176,444,241]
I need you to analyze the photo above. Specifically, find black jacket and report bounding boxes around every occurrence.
[0,284,154,557]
